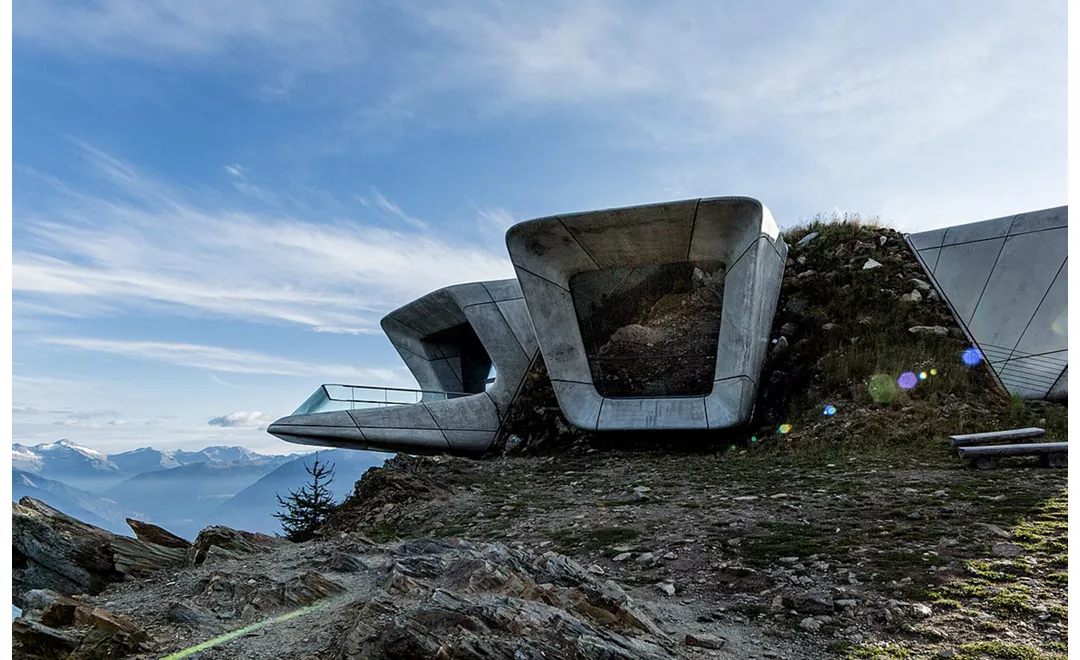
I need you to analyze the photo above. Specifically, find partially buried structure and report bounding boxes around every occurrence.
[268,198,1068,456]
[905,206,1067,401]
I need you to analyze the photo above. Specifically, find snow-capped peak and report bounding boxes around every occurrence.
[40,438,109,460]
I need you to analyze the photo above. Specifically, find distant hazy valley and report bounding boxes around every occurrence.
[11,439,385,539]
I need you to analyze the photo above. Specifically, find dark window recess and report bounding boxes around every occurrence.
[570,260,725,397]
[422,323,493,394]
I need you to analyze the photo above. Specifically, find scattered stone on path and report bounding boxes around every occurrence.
[900,290,923,303]
[685,633,727,649]
[612,552,633,562]
[167,601,220,628]
[800,617,823,632]
[975,523,1012,539]
[657,582,676,597]
[862,258,882,270]
[793,590,833,614]
[908,325,949,337]
[992,543,1025,558]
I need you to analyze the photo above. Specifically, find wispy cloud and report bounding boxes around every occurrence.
[355,189,428,229]
[14,146,514,334]
[208,411,273,429]
[209,374,244,390]
[476,207,517,232]
[14,0,366,72]
[38,336,408,382]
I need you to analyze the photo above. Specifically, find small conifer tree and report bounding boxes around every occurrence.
[274,453,337,542]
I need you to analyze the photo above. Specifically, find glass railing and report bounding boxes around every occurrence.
[292,384,472,416]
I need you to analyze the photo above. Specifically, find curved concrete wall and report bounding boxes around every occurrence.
[907,206,1067,400]
[505,197,787,431]
[268,279,539,456]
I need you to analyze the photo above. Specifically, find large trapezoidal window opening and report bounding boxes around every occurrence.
[570,259,726,398]
[423,322,493,395]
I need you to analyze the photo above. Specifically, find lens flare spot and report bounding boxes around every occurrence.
[918,371,928,380]
[778,424,792,435]
[823,405,837,416]
[962,347,984,366]
[898,372,918,390]
[750,436,758,443]
[930,368,938,376]
[868,373,898,403]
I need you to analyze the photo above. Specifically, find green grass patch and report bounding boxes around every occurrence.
[956,641,1066,660]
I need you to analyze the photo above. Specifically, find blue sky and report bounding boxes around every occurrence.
[12,0,1067,454]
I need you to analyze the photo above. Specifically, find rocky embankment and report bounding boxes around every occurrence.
[14,493,802,659]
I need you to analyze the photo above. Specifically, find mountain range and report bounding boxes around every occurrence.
[10,439,386,539]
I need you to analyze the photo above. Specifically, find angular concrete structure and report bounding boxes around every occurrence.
[268,279,539,456]
[906,206,1067,400]
[505,197,787,431]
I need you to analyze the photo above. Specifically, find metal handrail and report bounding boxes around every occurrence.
[318,383,472,397]
[292,383,474,416]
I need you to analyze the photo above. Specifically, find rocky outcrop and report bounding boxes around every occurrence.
[12,497,185,608]
[321,454,454,533]
[186,525,288,565]
[126,518,191,549]
[333,540,675,659]
[13,589,151,658]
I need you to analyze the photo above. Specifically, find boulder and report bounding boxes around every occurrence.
[792,589,833,614]
[13,587,149,658]
[126,518,192,549]
[167,601,220,628]
[186,525,289,566]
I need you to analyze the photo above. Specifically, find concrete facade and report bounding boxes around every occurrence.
[906,206,1067,400]
[505,197,787,431]
[267,279,539,456]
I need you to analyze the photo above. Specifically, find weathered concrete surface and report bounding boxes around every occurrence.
[268,279,538,456]
[506,197,786,431]
[907,206,1067,400]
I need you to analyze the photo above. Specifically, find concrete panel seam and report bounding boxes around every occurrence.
[919,224,1067,251]
[515,264,571,292]
[713,374,757,389]
[419,401,452,444]
[966,217,1016,325]
[903,234,1008,397]
[492,348,541,441]
[557,217,602,270]
[389,339,430,363]
[488,297,531,363]
[1004,257,1067,364]
[725,235,767,274]
[385,314,428,338]
[479,281,524,303]
[551,378,601,386]
[684,197,703,262]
